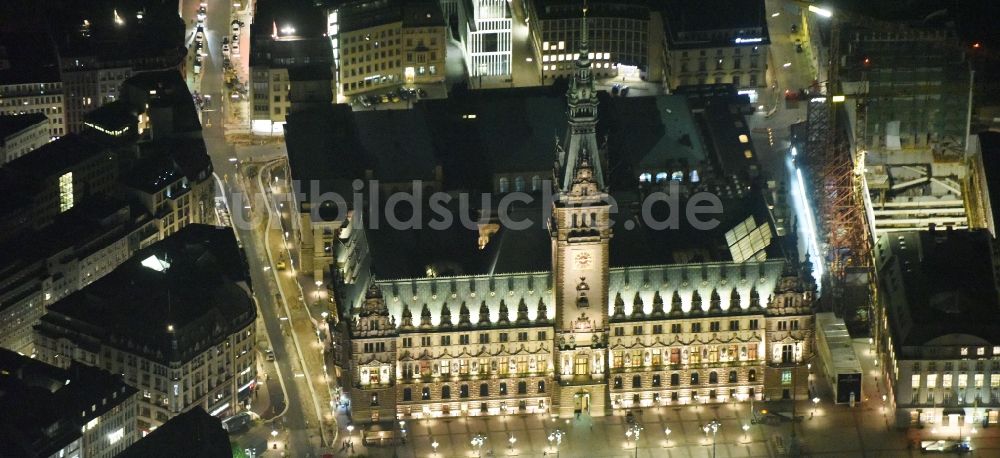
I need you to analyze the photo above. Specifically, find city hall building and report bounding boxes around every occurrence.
[285,11,816,426]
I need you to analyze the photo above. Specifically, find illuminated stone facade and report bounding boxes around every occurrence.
[345,14,816,424]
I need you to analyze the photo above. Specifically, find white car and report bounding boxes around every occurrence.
[197,6,206,21]
[196,27,204,41]
[232,21,240,34]
[232,41,240,56]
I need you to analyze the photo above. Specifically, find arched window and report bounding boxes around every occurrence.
[499,382,508,395]
[531,175,541,191]
[499,177,509,193]
[748,369,757,382]
[422,386,431,400]
[517,381,527,394]
[652,374,661,387]
[632,375,642,388]
[480,383,489,397]
[460,384,469,398]
[639,172,652,183]
[691,372,700,385]
[515,176,525,192]
[670,373,680,386]
[728,370,738,383]
[671,171,684,181]
[709,371,718,384]
[403,388,412,401]
[690,170,700,182]
[655,172,669,183]
[442,385,451,399]
[614,376,623,389]
[537,380,546,393]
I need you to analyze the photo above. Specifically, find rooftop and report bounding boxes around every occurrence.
[0,348,136,457]
[661,0,769,49]
[877,229,1000,346]
[117,407,231,458]
[0,113,48,140]
[0,133,111,179]
[530,0,651,21]
[38,225,255,364]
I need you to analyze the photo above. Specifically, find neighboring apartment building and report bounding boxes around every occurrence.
[0,348,139,458]
[0,33,67,138]
[0,198,142,354]
[0,113,50,164]
[332,0,446,97]
[525,0,664,83]
[440,0,513,81]
[250,36,333,132]
[34,225,257,434]
[874,228,1000,428]
[117,408,233,458]
[660,0,770,97]
[0,133,118,240]
[55,3,186,133]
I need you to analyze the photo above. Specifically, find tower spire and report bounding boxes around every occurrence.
[555,0,603,192]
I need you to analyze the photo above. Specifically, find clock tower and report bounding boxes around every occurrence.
[549,3,611,418]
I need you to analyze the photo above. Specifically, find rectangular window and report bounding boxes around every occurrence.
[420,336,432,347]
[958,374,967,388]
[729,320,740,331]
[402,338,412,348]
[670,324,682,333]
[691,323,702,333]
[975,374,984,388]
[653,324,663,334]
[459,335,470,345]
[537,331,547,341]
[614,327,624,337]
[943,374,953,388]
[499,333,509,342]
[441,336,451,346]
[518,332,528,342]
[911,374,920,389]
[781,371,792,385]
[749,319,759,330]
[479,333,490,344]
[633,325,643,335]
[927,374,938,388]
[709,322,720,332]
[791,320,800,331]
[991,374,1000,388]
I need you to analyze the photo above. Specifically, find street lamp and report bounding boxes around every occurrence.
[703,419,721,458]
[431,439,439,455]
[625,424,643,458]
[812,397,820,416]
[664,427,672,447]
[508,434,517,452]
[471,433,486,457]
[547,429,564,457]
[742,423,750,442]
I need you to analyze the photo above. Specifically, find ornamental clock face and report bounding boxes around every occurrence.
[574,252,592,269]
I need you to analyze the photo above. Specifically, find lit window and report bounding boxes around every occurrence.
[655,172,668,183]
[558,41,565,50]
[638,172,652,183]
[542,55,549,62]
[961,347,969,356]
[977,347,985,356]
[58,172,74,212]
[994,346,1000,354]
[542,65,549,71]
[603,52,610,59]
[910,374,920,389]
[542,41,549,51]
[588,52,594,60]
[739,134,750,143]
[744,150,753,159]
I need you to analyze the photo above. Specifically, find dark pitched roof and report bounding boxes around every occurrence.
[879,229,1000,346]
[661,0,769,49]
[40,225,255,364]
[117,408,231,458]
[0,113,48,140]
[0,348,135,458]
[2,133,110,179]
[530,0,651,21]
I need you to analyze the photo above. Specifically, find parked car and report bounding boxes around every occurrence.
[222,43,229,53]
[232,41,240,56]
[276,260,287,270]
[197,6,206,21]
[790,24,798,34]
[265,348,275,361]
[232,20,241,34]
[196,26,204,41]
